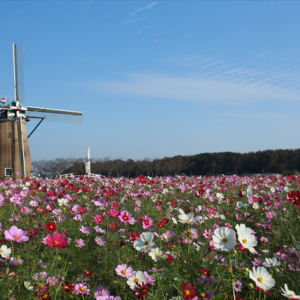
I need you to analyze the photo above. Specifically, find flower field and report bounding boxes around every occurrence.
[0,174,300,300]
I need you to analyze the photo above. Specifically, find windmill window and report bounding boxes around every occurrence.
[5,168,12,176]
[8,133,11,138]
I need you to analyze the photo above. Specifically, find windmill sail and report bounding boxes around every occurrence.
[13,44,25,103]
[26,106,82,123]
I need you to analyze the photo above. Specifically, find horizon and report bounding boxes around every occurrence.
[1,1,300,162]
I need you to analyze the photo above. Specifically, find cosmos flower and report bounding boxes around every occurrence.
[280,283,300,299]
[115,264,134,278]
[133,232,154,252]
[235,224,257,253]
[0,245,11,259]
[178,213,196,224]
[24,281,34,291]
[5,226,29,243]
[127,271,147,290]
[249,266,275,291]
[212,227,236,251]
[46,222,57,232]
[44,232,68,249]
[264,257,281,267]
[118,210,132,223]
[149,247,163,262]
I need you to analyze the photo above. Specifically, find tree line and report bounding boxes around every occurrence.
[32,148,300,178]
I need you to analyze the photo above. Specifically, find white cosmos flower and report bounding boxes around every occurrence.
[178,208,185,215]
[216,192,224,200]
[291,245,300,255]
[193,242,201,251]
[149,247,163,262]
[265,257,281,267]
[0,245,11,259]
[171,217,178,224]
[58,198,69,206]
[133,232,154,252]
[178,213,196,224]
[236,201,244,208]
[24,280,34,291]
[253,203,260,210]
[197,216,207,224]
[127,271,147,290]
[212,227,236,251]
[236,224,257,253]
[280,283,300,299]
[220,214,226,220]
[249,266,275,291]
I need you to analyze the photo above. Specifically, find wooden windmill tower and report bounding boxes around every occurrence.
[0,44,82,179]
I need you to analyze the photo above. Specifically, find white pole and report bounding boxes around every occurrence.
[87,146,91,176]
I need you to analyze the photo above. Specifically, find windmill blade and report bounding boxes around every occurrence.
[26,106,82,124]
[13,44,25,103]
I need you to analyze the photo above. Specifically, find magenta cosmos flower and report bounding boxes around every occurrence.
[107,209,120,218]
[115,264,134,278]
[142,215,153,229]
[44,232,68,249]
[118,211,132,223]
[5,226,29,243]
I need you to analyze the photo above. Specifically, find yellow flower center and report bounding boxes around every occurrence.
[242,239,247,243]
[80,287,85,291]
[187,219,190,222]
[223,238,228,243]
[201,293,206,298]
[0,250,3,253]
[257,277,263,283]
[144,241,149,245]
[271,262,274,266]
[121,270,127,274]
[134,278,139,283]
[155,254,159,257]
[186,290,190,295]
[14,235,19,239]
[54,241,58,244]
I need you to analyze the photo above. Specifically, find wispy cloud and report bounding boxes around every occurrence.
[215,111,300,127]
[130,2,157,16]
[83,72,300,105]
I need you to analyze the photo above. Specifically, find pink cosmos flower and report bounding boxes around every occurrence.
[118,210,132,223]
[107,209,120,218]
[95,236,106,246]
[142,215,153,229]
[74,283,90,295]
[44,232,68,249]
[79,226,91,235]
[115,264,134,278]
[94,215,105,224]
[5,226,29,243]
[75,238,85,248]
[203,228,213,239]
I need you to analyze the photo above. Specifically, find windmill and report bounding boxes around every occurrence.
[0,44,82,179]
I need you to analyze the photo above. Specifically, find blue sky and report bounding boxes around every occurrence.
[1,1,300,162]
